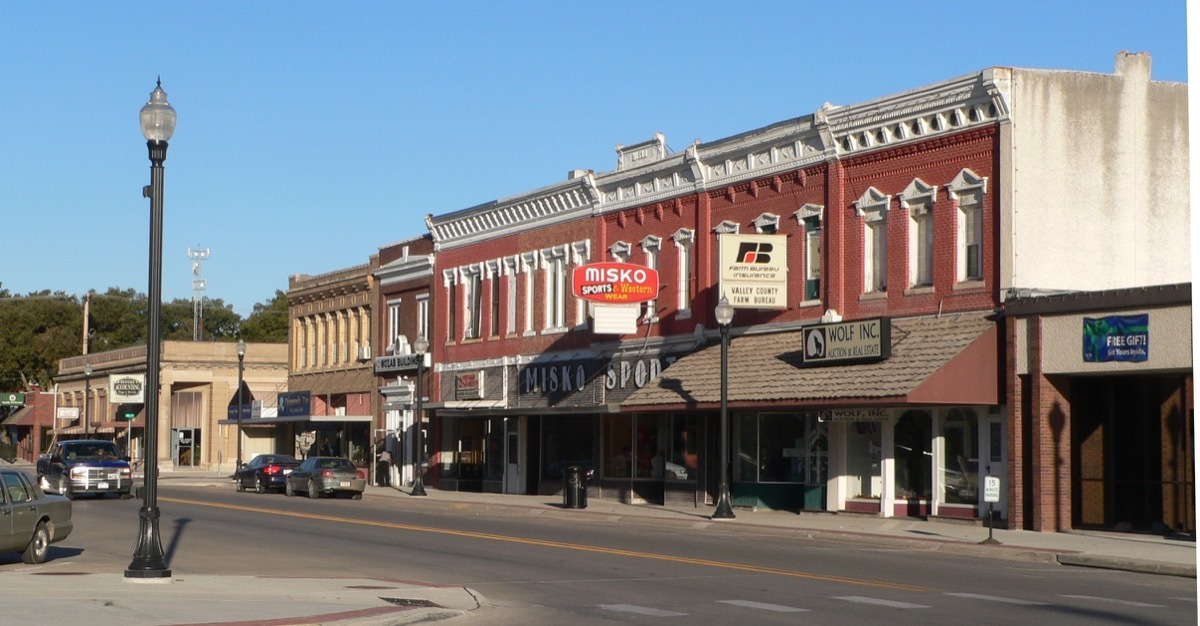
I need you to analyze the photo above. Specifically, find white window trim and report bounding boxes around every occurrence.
[609,240,632,263]
[520,252,537,335]
[540,246,569,333]
[795,204,824,304]
[946,169,988,283]
[640,235,662,324]
[416,293,430,346]
[900,179,937,289]
[855,187,890,294]
[713,220,740,234]
[387,298,402,354]
[752,213,780,234]
[571,241,591,328]
[672,228,695,319]
[460,264,484,340]
[502,256,518,336]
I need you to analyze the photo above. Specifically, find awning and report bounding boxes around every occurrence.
[1,406,35,427]
[622,313,999,409]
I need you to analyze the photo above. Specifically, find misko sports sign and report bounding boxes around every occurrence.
[572,262,659,304]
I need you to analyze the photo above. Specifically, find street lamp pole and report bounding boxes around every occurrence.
[127,78,175,579]
[83,363,92,438]
[236,339,246,471]
[411,336,429,496]
[712,296,736,520]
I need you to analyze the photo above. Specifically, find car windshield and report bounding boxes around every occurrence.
[319,459,354,470]
[66,444,122,460]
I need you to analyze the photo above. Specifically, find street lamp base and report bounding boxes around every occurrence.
[411,479,428,497]
[711,488,736,520]
[125,506,171,578]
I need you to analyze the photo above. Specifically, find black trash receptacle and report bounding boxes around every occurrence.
[563,465,587,509]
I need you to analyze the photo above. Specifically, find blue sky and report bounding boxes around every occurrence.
[0,2,1187,316]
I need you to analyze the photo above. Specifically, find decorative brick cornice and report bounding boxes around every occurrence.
[427,176,600,250]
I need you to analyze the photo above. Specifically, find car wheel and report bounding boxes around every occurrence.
[60,478,73,501]
[235,477,245,492]
[352,492,362,500]
[22,522,50,564]
[307,479,320,499]
[285,480,295,497]
[255,477,266,494]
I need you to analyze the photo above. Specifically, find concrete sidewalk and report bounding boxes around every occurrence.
[1,464,1193,626]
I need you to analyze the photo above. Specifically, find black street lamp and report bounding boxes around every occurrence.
[711,296,736,520]
[411,335,429,496]
[126,78,175,579]
[83,363,92,438]
[236,339,246,471]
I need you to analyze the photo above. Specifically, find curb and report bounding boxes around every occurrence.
[1057,554,1197,578]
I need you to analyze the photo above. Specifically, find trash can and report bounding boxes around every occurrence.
[563,465,587,509]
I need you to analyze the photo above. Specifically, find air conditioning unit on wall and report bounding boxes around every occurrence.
[357,344,372,361]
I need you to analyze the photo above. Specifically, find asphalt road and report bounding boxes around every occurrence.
[27,484,1198,625]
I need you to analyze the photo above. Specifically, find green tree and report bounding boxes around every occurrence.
[0,291,81,390]
[89,288,146,351]
[239,290,289,343]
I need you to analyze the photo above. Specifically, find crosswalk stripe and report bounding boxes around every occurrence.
[597,604,688,617]
[946,592,1048,605]
[718,600,809,612]
[835,596,930,609]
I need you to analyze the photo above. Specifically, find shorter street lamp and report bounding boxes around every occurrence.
[236,339,246,470]
[83,363,92,438]
[411,336,429,496]
[712,296,736,520]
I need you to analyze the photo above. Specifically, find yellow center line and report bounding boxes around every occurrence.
[163,496,929,592]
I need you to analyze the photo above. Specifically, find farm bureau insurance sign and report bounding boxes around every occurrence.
[719,233,787,309]
[572,262,658,304]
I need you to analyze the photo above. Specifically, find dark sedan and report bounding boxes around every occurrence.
[0,468,72,564]
[233,454,299,494]
[284,457,367,499]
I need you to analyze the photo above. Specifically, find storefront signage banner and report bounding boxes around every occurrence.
[108,374,145,403]
[820,408,893,422]
[0,392,24,407]
[572,262,659,304]
[801,318,891,366]
[374,352,430,374]
[278,391,312,418]
[1083,314,1149,362]
[456,371,484,400]
[718,233,788,310]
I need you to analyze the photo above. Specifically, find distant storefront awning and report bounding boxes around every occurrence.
[1,406,35,427]
[218,414,372,426]
[623,313,999,409]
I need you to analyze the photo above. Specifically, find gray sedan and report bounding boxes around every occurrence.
[284,457,367,500]
[0,468,72,564]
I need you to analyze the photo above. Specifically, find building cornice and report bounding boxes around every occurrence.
[426,176,599,251]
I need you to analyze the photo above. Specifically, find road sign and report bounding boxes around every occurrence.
[984,476,1001,503]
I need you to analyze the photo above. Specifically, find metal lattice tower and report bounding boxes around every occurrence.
[187,246,211,341]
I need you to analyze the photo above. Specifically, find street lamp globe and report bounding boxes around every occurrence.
[236,338,246,358]
[139,79,176,142]
[413,335,429,355]
[715,296,734,326]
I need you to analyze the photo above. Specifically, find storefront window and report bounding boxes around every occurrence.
[604,413,633,477]
[941,408,979,505]
[540,415,593,480]
[894,410,932,499]
[733,413,825,484]
[452,417,503,480]
[602,414,696,480]
[846,421,882,499]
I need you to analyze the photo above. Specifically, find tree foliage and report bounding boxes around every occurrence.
[0,285,289,391]
[239,290,289,343]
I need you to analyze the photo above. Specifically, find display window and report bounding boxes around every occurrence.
[733,412,826,484]
[846,421,882,499]
[894,410,932,499]
[602,413,696,480]
[941,408,979,505]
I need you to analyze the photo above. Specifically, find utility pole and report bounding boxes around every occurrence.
[187,246,210,341]
[82,292,91,355]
